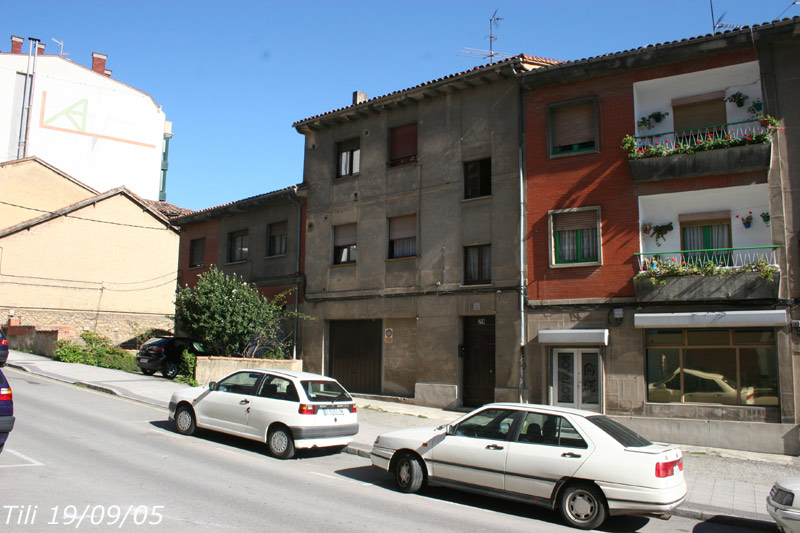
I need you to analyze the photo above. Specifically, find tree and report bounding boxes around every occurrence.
[175,266,302,358]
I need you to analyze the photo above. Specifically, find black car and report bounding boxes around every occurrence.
[0,329,8,367]
[136,337,208,379]
[0,368,14,454]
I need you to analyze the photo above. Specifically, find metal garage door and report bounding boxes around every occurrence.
[329,319,382,394]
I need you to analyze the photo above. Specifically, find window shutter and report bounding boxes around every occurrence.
[673,99,726,132]
[334,223,357,246]
[390,123,418,162]
[553,211,597,231]
[389,215,416,240]
[552,103,595,147]
[270,221,287,235]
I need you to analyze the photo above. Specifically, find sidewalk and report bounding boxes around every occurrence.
[5,349,784,529]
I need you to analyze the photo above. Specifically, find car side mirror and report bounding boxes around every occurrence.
[208,382,217,391]
[446,424,456,436]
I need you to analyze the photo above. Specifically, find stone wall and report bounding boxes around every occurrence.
[195,356,303,387]
[1,308,174,346]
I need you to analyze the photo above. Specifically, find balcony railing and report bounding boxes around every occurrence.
[635,245,778,271]
[623,118,777,159]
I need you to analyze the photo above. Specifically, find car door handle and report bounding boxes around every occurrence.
[561,452,581,458]
[486,444,504,450]
[240,399,250,405]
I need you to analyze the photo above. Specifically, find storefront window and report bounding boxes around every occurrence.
[646,328,778,406]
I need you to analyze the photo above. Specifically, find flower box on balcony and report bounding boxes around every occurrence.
[629,143,771,183]
[634,271,780,302]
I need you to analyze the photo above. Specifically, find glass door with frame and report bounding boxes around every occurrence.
[552,349,602,412]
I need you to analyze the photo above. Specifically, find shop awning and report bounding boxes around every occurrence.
[633,310,788,328]
[537,329,609,345]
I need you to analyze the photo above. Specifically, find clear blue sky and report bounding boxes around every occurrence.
[5,0,799,211]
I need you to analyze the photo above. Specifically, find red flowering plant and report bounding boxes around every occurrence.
[635,256,777,286]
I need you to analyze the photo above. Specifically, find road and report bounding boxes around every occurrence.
[1,368,765,532]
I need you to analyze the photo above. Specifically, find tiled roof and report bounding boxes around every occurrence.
[293,54,561,127]
[172,185,299,224]
[143,199,194,219]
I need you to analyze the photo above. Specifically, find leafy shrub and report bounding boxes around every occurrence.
[52,333,139,373]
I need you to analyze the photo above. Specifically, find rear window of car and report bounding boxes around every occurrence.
[586,415,652,447]
[301,380,351,402]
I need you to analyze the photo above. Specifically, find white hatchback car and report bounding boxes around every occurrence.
[371,403,686,530]
[169,369,358,459]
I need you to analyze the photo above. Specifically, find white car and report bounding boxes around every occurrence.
[371,403,686,530]
[169,369,358,459]
[767,478,800,533]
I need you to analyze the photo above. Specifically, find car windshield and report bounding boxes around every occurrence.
[586,415,652,447]
[301,380,351,402]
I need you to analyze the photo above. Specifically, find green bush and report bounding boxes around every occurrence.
[53,333,139,373]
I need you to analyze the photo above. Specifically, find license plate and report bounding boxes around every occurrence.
[138,358,148,364]
[322,408,347,416]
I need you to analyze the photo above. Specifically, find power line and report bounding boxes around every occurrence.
[0,199,173,231]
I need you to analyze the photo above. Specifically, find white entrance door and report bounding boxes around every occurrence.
[552,349,602,412]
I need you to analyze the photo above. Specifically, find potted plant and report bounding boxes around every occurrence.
[650,222,673,247]
[760,212,771,227]
[737,211,754,228]
[641,222,652,235]
[637,116,653,130]
[726,91,749,107]
[648,111,670,123]
[747,99,763,115]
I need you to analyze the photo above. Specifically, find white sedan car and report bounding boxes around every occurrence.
[371,403,685,530]
[768,478,800,533]
[169,369,358,459]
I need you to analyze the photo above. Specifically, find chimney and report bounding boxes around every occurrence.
[352,91,368,105]
[92,52,110,76]
[10,35,23,54]
[36,41,45,55]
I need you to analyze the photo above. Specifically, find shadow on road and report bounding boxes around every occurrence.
[691,515,776,532]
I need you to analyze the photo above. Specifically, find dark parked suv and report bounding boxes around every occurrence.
[137,337,209,379]
[0,329,8,367]
[0,368,14,454]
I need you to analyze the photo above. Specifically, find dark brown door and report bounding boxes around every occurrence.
[463,316,495,407]
[329,319,382,394]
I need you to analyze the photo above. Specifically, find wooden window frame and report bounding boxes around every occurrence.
[333,223,357,265]
[548,207,602,268]
[388,214,416,259]
[336,138,360,178]
[548,99,598,158]
[189,238,205,268]
[227,230,249,263]
[464,244,491,285]
[463,158,492,199]
[267,221,288,257]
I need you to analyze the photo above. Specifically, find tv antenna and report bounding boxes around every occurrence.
[459,9,512,64]
[709,1,743,32]
[51,38,68,57]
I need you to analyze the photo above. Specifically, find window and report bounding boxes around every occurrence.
[672,92,726,141]
[646,328,778,406]
[464,158,491,199]
[267,221,288,256]
[227,230,249,263]
[257,376,299,402]
[517,412,587,448]
[551,209,600,264]
[549,100,597,156]
[464,244,491,285]
[189,238,205,268]
[679,212,731,265]
[216,372,262,395]
[333,223,357,265]
[454,408,517,440]
[337,138,360,177]
[389,123,418,167]
[388,215,416,259]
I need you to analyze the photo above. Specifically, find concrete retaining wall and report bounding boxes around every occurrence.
[195,356,303,386]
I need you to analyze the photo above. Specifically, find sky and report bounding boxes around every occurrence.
[4,0,800,211]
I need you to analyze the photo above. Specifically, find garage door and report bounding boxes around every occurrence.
[329,319,382,394]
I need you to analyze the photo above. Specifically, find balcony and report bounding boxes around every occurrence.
[633,246,780,302]
[624,118,776,183]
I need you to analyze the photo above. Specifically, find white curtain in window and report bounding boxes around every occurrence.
[710,223,729,249]
[392,237,416,258]
[466,247,479,279]
[582,230,598,259]
[558,230,577,261]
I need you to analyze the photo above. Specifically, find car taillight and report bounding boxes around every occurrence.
[298,404,317,415]
[149,346,165,353]
[349,404,357,413]
[0,339,7,346]
[0,386,11,401]
[655,457,683,478]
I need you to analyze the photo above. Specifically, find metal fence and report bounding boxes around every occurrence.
[635,246,778,271]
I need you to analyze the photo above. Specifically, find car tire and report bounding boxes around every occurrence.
[162,361,179,379]
[268,426,295,459]
[394,452,424,493]
[558,482,607,530]
[141,368,156,376]
[174,405,196,436]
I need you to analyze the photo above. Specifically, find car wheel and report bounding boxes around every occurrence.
[268,426,295,459]
[559,482,607,530]
[394,452,424,493]
[141,368,156,376]
[174,405,196,436]
[162,361,179,379]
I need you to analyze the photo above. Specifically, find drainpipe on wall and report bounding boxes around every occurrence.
[517,81,528,403]
[18,37,40,159]
[288,190,302,360]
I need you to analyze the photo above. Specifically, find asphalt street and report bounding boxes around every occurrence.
[0,368,768,533]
